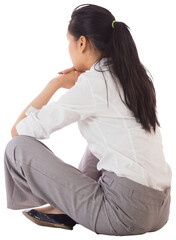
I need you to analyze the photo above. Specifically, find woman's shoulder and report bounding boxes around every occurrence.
[77,70,100,82]
[77,69,110,89]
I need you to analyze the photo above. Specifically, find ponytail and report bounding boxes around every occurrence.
[109,21,160,133]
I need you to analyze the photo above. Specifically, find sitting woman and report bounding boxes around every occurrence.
[4,3,172,236]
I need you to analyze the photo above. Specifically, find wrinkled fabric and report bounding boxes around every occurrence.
[4,136,171,236]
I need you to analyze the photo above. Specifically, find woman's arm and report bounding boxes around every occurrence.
[11,78,61,137]
[11,70,79,138]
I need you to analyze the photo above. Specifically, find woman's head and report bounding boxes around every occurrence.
[67,4,160,133]
[67,4,115,71]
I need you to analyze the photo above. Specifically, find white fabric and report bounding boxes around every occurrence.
[16,58,172,191]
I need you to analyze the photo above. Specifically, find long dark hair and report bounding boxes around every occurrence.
[68,4,160,133]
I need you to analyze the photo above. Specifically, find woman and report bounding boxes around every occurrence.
[4,4,172,236]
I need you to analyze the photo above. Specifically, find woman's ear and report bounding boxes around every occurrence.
[79,36,87,52]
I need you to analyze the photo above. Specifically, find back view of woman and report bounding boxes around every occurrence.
[4,4,172,236]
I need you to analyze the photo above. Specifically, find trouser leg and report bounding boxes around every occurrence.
[4,138,47,209]
[78,145,102,181]
[4,135,114,235]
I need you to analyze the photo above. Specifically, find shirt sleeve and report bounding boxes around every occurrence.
[16,75,96,139]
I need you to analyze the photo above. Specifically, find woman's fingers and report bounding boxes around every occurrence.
[58,67,85,78]
[58,67,75,75]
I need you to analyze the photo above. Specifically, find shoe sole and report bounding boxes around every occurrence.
[22,211,73,230]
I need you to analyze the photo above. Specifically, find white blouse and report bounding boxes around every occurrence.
[16,58,172,191]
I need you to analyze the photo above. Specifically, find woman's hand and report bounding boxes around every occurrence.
[57,67,85,89]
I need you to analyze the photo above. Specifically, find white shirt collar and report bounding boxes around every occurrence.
[90,57,112,72]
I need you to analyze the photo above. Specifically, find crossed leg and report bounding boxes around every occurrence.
[4,135,113,235]
[33,144,102,214]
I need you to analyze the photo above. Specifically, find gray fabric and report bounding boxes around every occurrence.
[4,135,171,236]
[78,145,102,181]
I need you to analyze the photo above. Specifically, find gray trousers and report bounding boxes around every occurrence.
[4,135,171,236]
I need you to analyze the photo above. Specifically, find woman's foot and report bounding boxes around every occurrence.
[34,205,64,214]
[22,205,77,230]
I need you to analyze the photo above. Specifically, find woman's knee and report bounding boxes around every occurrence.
[4,135,36,158]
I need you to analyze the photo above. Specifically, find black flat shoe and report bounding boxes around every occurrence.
[22,209,77,230]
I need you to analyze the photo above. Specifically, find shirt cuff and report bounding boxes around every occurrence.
[16,106,41,138]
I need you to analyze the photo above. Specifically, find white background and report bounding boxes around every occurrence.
[0,0,175,239]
